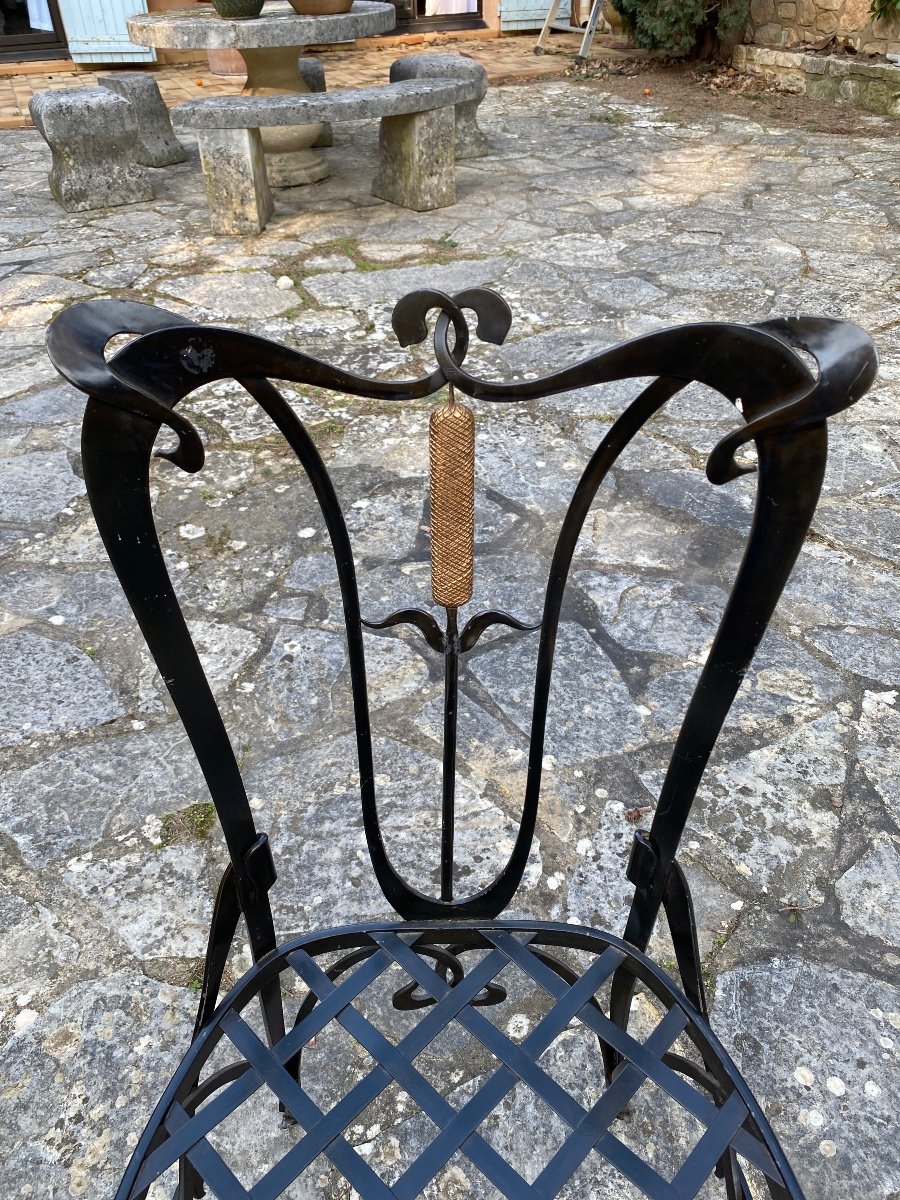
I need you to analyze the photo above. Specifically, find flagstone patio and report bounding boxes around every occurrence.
[0,61,897,1200]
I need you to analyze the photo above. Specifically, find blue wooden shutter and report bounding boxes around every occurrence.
[500,0,574,31]
[57,0,156,63]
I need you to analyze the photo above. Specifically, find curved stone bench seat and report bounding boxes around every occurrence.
[172,77,480,130]
[172,77,483,235]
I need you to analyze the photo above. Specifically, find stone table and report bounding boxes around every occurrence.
[127,1,396,186]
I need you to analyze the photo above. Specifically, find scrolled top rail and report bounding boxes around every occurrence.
[46,298,206,472]
[45,285,879,925]
[400,287,877,485]
[705,315,879,483]
[45,291,501,475]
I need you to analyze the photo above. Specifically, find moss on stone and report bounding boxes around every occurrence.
[158,802,217,847]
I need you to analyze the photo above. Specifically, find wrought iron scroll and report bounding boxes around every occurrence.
[48,291,526,930]
[384,291,876,926]
[49,291,878,941]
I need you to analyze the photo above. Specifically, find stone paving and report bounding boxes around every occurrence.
[0,68,899,1200]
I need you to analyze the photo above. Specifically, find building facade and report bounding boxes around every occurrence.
[0,0,570,63]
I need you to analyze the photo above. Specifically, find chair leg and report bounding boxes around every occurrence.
[178,868,248,1198]
[193,862,286,1118]
[176,1158,204,1200]
[663,860,708,1018]
[193,866,242,1040]
[196,126,274,236]
[372,106,456,211]
[722,1145,792,1200]
[259,974,287,1050]
[607,881,664,1083]
[608,861,708,1083]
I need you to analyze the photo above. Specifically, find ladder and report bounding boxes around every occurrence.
[534,0,606,63]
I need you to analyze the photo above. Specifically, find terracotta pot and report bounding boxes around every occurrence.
[207,47,248,74]
[211,0,264,17]
[285,0,354,14]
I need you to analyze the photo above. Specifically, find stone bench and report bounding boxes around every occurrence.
[29,88,154,213]
[389,54,488,159]
[171,76,483,236]
[30,77,186,214]
[98,73,187,168]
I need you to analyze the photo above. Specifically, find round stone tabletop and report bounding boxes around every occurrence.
[127,1,396,50]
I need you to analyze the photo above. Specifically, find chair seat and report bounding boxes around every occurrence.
[117,921,801,1200]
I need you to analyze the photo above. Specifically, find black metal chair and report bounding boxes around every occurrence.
[46,288,876,1200]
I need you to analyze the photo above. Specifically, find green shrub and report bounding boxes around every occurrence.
[870,0,900,22]
[613,0,750,57]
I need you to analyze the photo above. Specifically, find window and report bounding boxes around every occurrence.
[391,0,484,33]
[0,0,67,62]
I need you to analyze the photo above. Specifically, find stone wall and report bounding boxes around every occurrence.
[747,0,900,55]
[733,42,900,111]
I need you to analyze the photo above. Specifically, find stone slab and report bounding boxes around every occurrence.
[0,725,208,868]
[173,76,479,130]
[836,833,900,947]
[128,0,395,49]
[714,958,900,1199]
[0,450,84,523]
[0,974,195,1199]
[302,256,509,308]
[66,843,213,959]
[157,269,294,318]
[0,630,124,748]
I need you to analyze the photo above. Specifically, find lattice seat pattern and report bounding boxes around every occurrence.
[124,925,794,1200]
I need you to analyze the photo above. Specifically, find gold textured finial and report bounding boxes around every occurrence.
[429,383,475,608]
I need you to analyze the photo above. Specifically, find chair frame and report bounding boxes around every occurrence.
[46,287,877,1200]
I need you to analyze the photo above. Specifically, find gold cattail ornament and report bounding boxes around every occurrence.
[429,383,475,608]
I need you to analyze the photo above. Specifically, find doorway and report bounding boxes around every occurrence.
[391,0,485,34]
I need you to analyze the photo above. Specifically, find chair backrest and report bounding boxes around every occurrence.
[46,288,877,946]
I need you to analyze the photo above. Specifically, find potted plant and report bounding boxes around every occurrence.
[211,0,264,17]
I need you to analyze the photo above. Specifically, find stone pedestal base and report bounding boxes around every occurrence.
[241,45,329,188]
[266,147,330,187]
[298,57,334,149]
[372,106,455,211]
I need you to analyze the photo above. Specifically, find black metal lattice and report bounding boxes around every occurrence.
[123,925,795,1200]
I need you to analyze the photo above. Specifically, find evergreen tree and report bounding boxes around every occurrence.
[612,0,749,58]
